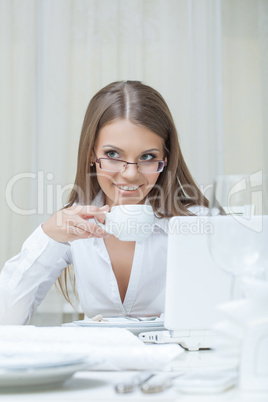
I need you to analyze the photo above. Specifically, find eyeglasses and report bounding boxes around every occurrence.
[94,156,167,173]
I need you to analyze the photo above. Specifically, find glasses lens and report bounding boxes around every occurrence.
[138,161,163,173]
[99,159,126,172]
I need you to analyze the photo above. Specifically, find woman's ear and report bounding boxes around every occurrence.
[90,152,96,166]
[90,153,95,167]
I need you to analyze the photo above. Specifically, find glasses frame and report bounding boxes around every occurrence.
[94,154,167,173]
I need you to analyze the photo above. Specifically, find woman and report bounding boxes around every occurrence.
[0,81,208,324]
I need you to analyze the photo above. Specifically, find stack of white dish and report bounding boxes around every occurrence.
[0,351,94,390]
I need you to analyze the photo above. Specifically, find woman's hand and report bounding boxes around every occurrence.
[42,205,109,243]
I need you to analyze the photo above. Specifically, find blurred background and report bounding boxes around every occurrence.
[0,0,267,324]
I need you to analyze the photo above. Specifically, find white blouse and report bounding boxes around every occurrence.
[0,203,207,325]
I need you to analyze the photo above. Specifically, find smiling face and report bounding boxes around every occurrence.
[93,119,166,207]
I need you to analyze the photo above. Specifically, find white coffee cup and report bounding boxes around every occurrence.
[94,204,155,241]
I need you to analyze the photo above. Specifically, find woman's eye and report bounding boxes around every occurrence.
[105,150,119,158]
[140,153,155,161]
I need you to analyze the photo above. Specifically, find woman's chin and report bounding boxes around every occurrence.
[108,195,145,206]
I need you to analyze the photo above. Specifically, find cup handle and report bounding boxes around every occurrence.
[94,216,106,231]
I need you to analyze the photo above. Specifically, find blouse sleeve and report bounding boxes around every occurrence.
[0,225,72,325]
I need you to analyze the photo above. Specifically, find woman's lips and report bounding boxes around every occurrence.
[114,184,143,192]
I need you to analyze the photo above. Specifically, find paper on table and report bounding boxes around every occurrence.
[0,326,183,371]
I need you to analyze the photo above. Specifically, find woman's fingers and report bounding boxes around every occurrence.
[42,205,110,242]
[66,204,109,221]
[68,217,108,238]
[68,225,103,239]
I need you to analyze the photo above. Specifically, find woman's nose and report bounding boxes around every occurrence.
[120,163,140,179]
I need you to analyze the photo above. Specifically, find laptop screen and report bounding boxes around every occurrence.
[164,216,232,331]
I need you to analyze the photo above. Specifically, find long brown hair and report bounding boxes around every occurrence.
[57,80,209,304]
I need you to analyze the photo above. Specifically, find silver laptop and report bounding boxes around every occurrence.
[139,216,232,350]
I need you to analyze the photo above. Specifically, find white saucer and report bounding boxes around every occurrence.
[0,361,89,390]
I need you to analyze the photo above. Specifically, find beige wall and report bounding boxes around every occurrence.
[222,0,267,176]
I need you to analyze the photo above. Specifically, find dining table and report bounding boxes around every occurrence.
[0,323,267,402]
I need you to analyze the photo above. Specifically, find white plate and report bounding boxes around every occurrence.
[73,317,164,328]
[0,361,89,390]
[71,317,165,335]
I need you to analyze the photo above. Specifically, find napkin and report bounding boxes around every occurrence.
[0,326,183,371]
